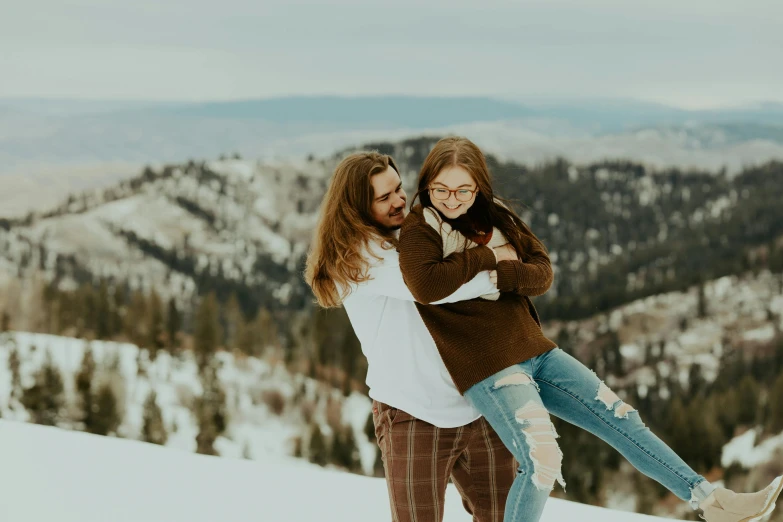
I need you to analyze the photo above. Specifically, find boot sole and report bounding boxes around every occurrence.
[742,476,783,522]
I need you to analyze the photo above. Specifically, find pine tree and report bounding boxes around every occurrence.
[136,349,147,378]
[665,397,692,462]
[95,280,112,340]
[332,425,361,472]
[237,315,258,356]
[75,345,96,428]
[644,342,654,365]
[602,331,625,377]
[716,389,741,439]
[687,397,724,470]
[166,297,181,351]
[21,352,65,426]
[364,411,376,442]
[42,284,60,334]
[767,372,783,434]
[0,310,10,332]
[147,290,165,359]
[125,290,148,348]
[688,363,706,397]
[697,281,708,318]
[679,317,689,331]
[80,284,98,338]
[7,345,22,401]
[736,375,761,426]
[194,293,221,369]
[195,362,227,455]
[89,382,122,436]
[224,293,244,353]
[308,423,329,467]
[111,284,127,337]
[257,307,278,356]
[292,436,304,458]
[142,390,168,445]
[556,326,571,351]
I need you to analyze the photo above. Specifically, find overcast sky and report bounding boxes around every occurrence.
[2,0,782,109]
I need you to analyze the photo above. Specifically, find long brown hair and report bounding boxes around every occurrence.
[412,136,544,260]
[305,151,400,308]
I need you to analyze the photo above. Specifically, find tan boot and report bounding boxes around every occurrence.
[700,476,783,522]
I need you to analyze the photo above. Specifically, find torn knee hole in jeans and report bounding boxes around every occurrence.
[514,400,566,492]
[595,382,636,419]
[493,372,540,392]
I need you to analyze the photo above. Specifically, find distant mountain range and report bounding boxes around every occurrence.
[1,96,782,216]
[3,96,782,129]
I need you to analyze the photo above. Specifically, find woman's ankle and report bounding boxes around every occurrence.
[690,480,718,510]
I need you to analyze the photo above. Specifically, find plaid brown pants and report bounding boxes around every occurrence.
[372,400,517,522]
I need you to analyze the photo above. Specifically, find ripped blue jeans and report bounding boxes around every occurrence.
[464,347,715,522]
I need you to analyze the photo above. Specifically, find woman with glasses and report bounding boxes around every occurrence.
[396,136,782,522]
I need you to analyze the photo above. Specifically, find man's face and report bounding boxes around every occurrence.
[369,166,407,230]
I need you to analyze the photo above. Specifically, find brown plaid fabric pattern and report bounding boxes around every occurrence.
[372,400,517,522]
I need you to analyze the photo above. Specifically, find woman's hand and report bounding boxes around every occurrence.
[489,270,498,286]
[493,244,519,263]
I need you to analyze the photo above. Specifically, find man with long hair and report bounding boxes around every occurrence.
[305,151,516,522]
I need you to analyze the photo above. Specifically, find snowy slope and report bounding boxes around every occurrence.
[0,332,378,474]
[0,419,674,522]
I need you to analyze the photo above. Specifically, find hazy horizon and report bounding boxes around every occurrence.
[3,1,782,110]
[1,94,781,113]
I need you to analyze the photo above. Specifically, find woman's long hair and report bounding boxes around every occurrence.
[305,151,400,308]
[412,136,544,260]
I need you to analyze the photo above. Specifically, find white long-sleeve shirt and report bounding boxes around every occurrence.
[343,239,497,428]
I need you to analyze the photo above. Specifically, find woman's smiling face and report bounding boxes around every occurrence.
[429,165,477,219]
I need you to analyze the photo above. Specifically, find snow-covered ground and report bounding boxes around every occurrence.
[2,328,782,521]
[0,419,674,522]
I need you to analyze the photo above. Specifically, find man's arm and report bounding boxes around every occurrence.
[350,246,497,303]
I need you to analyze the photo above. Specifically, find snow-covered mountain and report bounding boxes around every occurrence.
[547,269,783,392]
[5,140,782,330]
[0,158,332,321]
[0,418,677,522]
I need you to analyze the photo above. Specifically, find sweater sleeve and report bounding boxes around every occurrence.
[399,211,498,304]
[348,245,499,303]
[495,234,554,296]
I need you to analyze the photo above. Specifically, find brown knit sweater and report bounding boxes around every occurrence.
[399,205,558,394]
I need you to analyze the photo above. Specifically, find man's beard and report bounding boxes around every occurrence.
[374,206,405,233]
[389,205,404,218]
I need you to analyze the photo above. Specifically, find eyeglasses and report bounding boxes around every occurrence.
[429,187,478,202]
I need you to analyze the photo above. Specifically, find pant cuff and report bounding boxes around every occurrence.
[689,479,717,510]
